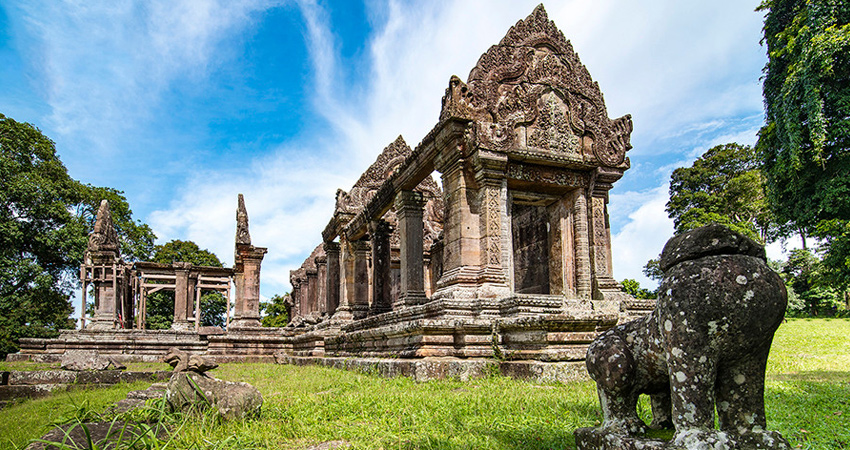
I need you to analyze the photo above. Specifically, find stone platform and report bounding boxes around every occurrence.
[10,327,299,364]
[0,370,171,408]
[276,355,590,383]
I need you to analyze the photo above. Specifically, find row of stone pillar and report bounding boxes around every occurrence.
[292,189,429,322]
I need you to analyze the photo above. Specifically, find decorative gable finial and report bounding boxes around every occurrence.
[87,199,119,254]
[236,194,251,246]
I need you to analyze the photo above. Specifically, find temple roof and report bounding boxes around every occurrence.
[440,4,632,168]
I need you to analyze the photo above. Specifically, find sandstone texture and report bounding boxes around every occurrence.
[60,351,125,371]
[578,224,791,450]
[165,372,262,420]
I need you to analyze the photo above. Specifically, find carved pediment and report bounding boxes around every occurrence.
[439,4,632,167]
[333,135,445,249]
[335,136,412,215]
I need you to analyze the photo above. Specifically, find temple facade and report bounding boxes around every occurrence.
[10,6,649,375]
[282,5,650,361]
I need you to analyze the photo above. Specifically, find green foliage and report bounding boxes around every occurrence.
[0,113,155,358]
[666,143,777,242]
[144,240,225,329]
[260,294,290,327]
[149,240,222,267]
[642,258,663,282]
[620,279,657,299]
[814,219,850,289]
[778,249,845,316]
[758,0,850,284]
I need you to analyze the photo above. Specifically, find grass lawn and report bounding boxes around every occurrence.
[0,318,847,449]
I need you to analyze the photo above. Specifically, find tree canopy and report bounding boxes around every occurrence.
[261,294,291,327]
[666,143,776,242]
[0,113,155,357]
[758,0,850,286]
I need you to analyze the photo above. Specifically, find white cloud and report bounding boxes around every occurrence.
[610,185,674,288]
[12,0,275,157]
[140,0,767,297]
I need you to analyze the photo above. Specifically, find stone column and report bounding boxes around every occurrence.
[84,200,122,331]
[289,273,302,318]
[590,193,613,278]
[324,241,341,315]
[232,246,267,327]
[573,189,592,300]
[315,255,328,315]
[171,262,192,331]
[473,151,509,290]
[351,239,371,319]
[332,237,355,321]
[394,190,428,307]
[433,155,480,296]
[306,268,318,314]
[369,220,393,315]
[87,261,120,331]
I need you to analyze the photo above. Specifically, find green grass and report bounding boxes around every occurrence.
[1,318,847,449]
[0,381,153,449]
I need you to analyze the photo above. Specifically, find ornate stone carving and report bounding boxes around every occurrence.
[438,5,632,167]
[335,136,412,215]
[506,163,588,187]
[87,200,119,255]
[236,193,251,245]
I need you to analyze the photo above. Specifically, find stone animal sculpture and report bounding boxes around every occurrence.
[576,224,791,450]
[162,347,261,420]
[163,347,218,373]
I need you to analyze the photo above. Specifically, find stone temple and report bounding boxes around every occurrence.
[283,5,649,367]
[11,5,650,378]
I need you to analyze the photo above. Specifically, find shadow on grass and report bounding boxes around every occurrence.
[766,376,850,450]
[399,402,600,450]
[769,370,850,383]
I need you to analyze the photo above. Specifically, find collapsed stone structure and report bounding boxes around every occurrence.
[10,195,281,362]
[282,5,649,363]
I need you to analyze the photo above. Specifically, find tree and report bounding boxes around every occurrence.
[620,279,657,300]
[666,143,777,242]
[642,258,663,283]
[758,0,850,282]
[780,248,843,316]
[0,113,154,358]
[261,294,291,327]
[145,240,226,329]
[1,114,80,357]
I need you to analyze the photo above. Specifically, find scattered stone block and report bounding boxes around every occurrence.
[165,372,262,420]
[60,351,125,371]
[577,225,791,449]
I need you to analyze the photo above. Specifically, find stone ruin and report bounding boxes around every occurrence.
[576,225,790,450]
[281,4,651,365]
[10,5,650,376]
[10,195,280,362]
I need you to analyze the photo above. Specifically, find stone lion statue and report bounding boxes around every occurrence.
[576,224,791,450]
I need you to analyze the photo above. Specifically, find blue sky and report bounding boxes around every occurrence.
[1,0,781,300]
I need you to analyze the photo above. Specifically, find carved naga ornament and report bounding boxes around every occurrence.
[440,4,632,168]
